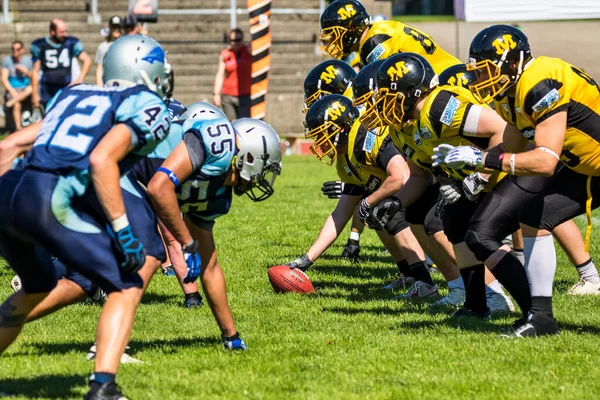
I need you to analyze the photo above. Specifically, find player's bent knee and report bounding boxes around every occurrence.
[385,210,410,236]
[464,230,502,262]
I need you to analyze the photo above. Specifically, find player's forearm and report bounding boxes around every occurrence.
[482,149,559,176]
[95,65,103,86]
[213,72,224,95]
[0,121,41,175]
[78,57,92,82]
[148,184,193,246]
[90,160,127,223]
[306,214,348,261]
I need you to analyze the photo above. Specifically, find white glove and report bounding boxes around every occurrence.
[462,172,489,201]
[439,182,463,204]
[432,144,483,170]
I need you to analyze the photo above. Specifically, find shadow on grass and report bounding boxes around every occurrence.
[140,292,179,305]
[0,373,87,398]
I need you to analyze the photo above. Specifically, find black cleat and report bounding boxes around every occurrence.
[451,306,491,320]
[183,292,203,308]
[341,239,360,262]
[503,313,559,338]
[85,381,128,400]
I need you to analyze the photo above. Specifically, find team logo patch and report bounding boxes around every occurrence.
[418,126,432,139]
[366,44,385,64]
[326,101,346,121]
[387,61,409,81]
[366,175,382,192]
[522,127,535,139]
[491,34,517,56]
[413,131,423,146]
[343,164,353,177]
[363,131,376,152]
[320,65,339,85]
[515,106,521,114]
[402,144,415,158]
[440,96,460,126]
[142,46,165,64]
[337,4,356,20]
[532,89,560,112]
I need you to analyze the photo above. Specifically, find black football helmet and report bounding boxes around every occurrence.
[320,0,371,60]
[467,24,532,103]
[375,53,438,129]
[304,94,359,165]
[438,64,478,89]
[303,59,356,113]
[352,59,385,133]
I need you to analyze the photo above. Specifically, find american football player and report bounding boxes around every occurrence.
[433,25,600,335]
[319,0,460,72]
[0,35,172,399]
[287,94,438,298]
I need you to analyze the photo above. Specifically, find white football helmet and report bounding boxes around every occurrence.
[232,118,283,202]
[179,101,226,121]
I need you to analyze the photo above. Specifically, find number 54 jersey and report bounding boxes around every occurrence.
[22,84,170,193]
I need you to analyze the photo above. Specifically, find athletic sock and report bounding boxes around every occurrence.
[349,231,360,241]
[491,252,532,317]
[460,264,486,313]
[185,291,200,300]
[575,258,600,284]
[90,372,116,385]
[485,279,504,296]
[447,277,464,290]
[524,236,556,298]
[410,260,434,285]
[531,296,554,318]
[396,259,412,277]
[513,248,525,265]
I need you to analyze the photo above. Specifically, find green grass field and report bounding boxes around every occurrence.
[1,155,600,399]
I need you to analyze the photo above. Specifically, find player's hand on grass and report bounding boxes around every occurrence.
[182,240,202,283]
[285,254,313,272]
[222,332,248,351]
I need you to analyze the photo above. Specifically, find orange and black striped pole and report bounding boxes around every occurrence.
[247,0,272,120]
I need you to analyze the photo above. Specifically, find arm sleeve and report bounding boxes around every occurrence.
[183,130,207,171]
[72,39,84,57]
[30,42,40,62]
[342,183,365,196]
[427,89,470,139]
[376,135,401,171]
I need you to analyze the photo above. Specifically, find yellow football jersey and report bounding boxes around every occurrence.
[388,123,437,173]
[358,21,460,74]
[335,121,393,192]
[508,56,600,176]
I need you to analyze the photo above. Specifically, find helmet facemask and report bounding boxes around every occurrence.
[353,78,384,134]
[320,26,350,60]
[235,137,282,202]
[305,120,343,166]
[375,87,406,130]
[467,49,525,103]
[302,79,332,114]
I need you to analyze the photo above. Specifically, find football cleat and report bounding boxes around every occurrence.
[432,286,465,308]
[451,306,491,320]
[85,381,128,400]
[502,313,559,338]
[396,281,438,299]
[10,275,21,292]
[566,279,600,295]
[161,265,175,276]
[340,238,360,262]
[383,275,415,291]
[183,292,203,308]
[486,292,516,315]
[86,344,143,364]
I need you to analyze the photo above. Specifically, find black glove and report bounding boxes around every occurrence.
[285,254,313,272]
[358,198,371,223]
[321,180,344,199]
[341,239,360,262]
[365,197,402,231]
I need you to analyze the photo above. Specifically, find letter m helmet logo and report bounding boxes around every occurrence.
[387,61,409,81]
[320,65,340,85]
[337,4,356,20]
[326,101,346,121]
[491,34,517,56]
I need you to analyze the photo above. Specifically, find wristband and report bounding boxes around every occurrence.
[111,214,129,232]
[536,146,560,161]
[157,167,180,187]
[483,152,504,171]
[509,154,516,175]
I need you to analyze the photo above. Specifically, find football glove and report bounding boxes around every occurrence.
[358,198,371,223]
[439,182,462,204]
[432,144,483,170]
[182,240,202,283]
[223,332,248,351]
[462,172,489,201]
[113,225,146,274]
[321,180,344,199]
[365,197,402,231]
[341,239,360,262]
[285,254,313,272]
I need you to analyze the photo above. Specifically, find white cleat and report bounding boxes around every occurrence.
[87,344,144,364]
[10,275,21,292]
[396,281,439,299]
[487,292,515,315]
[433,286,465,307]
[383,276,415,291]
[567,279,600,295]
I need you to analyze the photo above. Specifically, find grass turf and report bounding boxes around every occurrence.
[1,155,600,399]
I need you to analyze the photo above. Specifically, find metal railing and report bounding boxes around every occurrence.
[0,0,324,26]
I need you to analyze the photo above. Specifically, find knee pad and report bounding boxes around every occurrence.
[424,210,444,236]
[385,208,410,236]
[465,230,502,262]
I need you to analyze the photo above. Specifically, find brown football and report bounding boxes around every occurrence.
[268,265,314,294]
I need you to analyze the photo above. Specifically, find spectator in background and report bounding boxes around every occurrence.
[213,28,252,120]
[95,15,122,86]
[122,14,141,35]
[1,40,32,131]
[30,18,92,111]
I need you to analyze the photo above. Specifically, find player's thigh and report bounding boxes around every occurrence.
[406,183,439,226]
[441,195,482,245]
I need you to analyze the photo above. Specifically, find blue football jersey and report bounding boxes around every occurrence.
[31,36,84,86]
[22,84,170,195]
[130,114,237,221]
